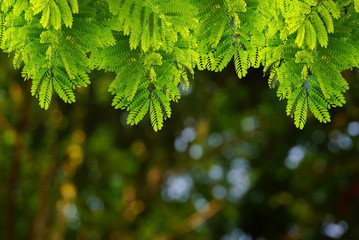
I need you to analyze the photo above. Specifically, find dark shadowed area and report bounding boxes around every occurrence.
[1,52,359,240]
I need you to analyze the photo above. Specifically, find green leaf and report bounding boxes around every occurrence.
[150,93,164,132]
[311,12,328,47]
[305,20,316,50]
[39,74,53,110]
[294,91,307,130]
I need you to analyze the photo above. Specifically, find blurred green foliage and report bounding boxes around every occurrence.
[1,51,359,240]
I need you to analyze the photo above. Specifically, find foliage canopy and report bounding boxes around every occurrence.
[0,0,358,130]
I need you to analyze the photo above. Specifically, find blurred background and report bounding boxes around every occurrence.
[1,51,359,240]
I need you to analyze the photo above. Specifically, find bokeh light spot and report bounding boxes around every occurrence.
[284,145,306,169]
[212,185,227,199]
[162,172,193,202]
[322,220,348,239]
[208,165,224,181]
[208,133,223,147]
[189,144,203,160]
[347,121,359,136]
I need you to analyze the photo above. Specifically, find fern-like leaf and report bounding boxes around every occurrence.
[311,11,328,47]
[53,75,76,103]
[308,89,330,123]
[153,89,171,119]
[150,93,164,132]
[305,20,316,50]
[286,87,304,117]
[39,74,53,109]
[234,46,249,78]
[294,90,307,130]
[318,5,334,33]
[127,90,150,125]
[0,12,4,45]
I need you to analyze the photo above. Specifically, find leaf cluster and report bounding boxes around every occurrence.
[1,0,358,130]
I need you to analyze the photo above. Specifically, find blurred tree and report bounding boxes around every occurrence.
[1,45,359,240]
